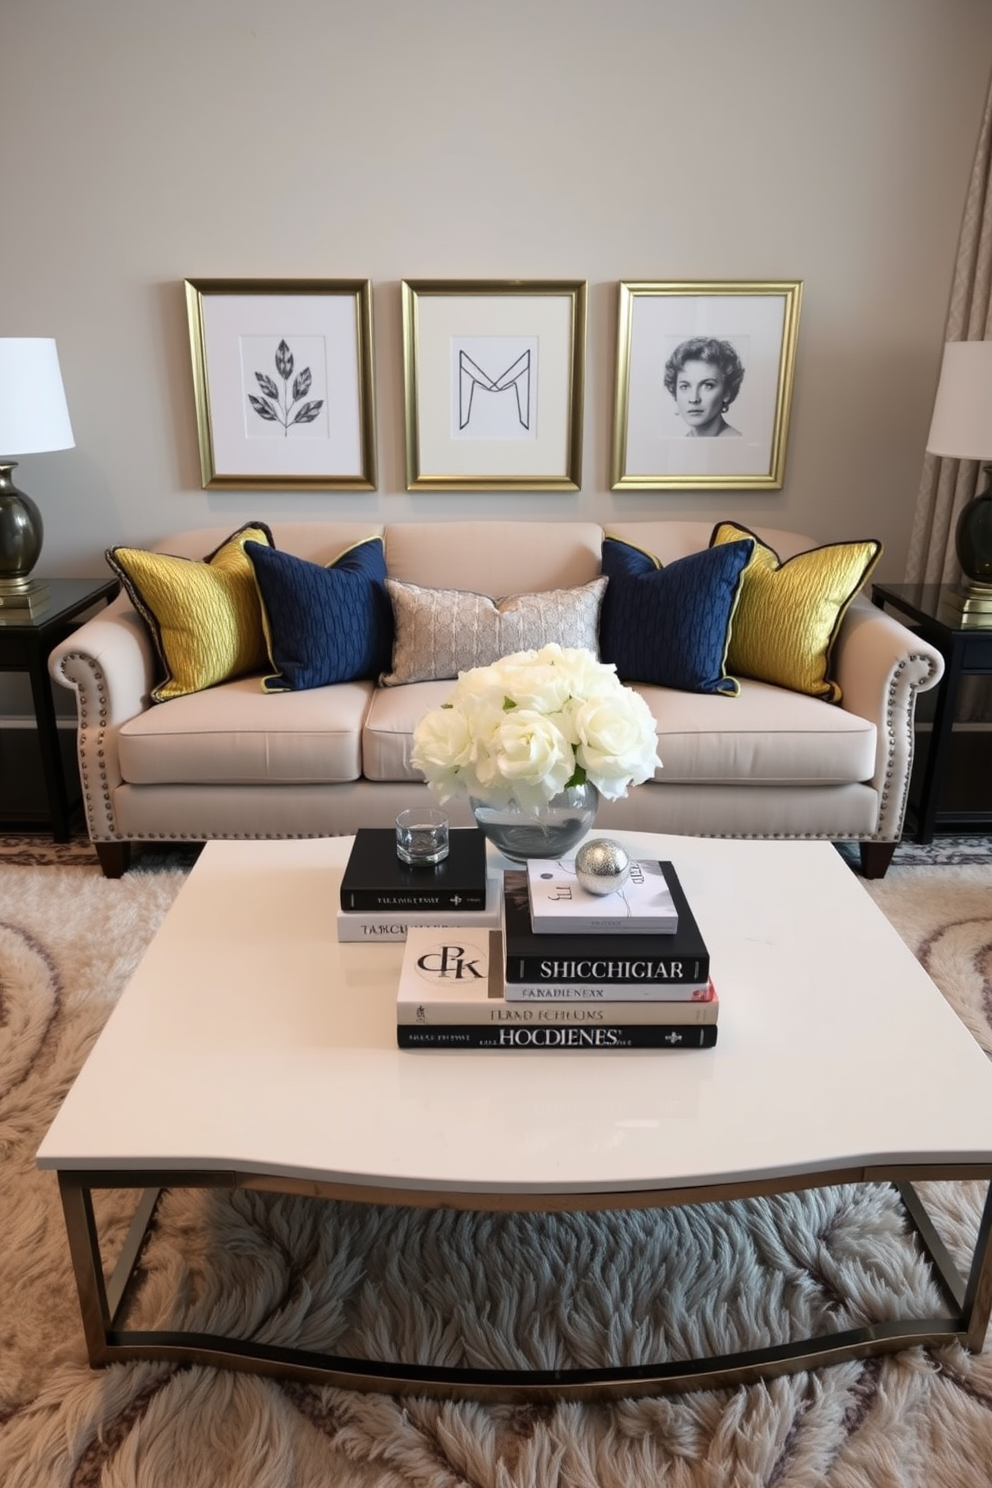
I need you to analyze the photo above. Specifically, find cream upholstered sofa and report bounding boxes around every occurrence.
[48,518,944,880]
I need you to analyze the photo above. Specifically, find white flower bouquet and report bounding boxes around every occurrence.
[411,644,661,813]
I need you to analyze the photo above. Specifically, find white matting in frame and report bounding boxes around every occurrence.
[185,279,377,490]
[402,280,586,491]
[612,281,802,491]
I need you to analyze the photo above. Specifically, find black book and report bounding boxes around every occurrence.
[503,863,710,985]
[397,1023,718,1050]
[340,827,488,912]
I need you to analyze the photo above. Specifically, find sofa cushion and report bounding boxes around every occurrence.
[379,577,608,685]
[245,537,393,691]
[598,535,754,695]
[117,674,371,784]
[626,678,877,784]
[360,672,876,787]
[362,679,458,782]
[106,522,274,702]
[710,522,882,702]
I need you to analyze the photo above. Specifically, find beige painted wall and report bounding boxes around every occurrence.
[2,0,992,711]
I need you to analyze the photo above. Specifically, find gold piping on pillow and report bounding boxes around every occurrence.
[107,522,274,701]
[710,522,881,702]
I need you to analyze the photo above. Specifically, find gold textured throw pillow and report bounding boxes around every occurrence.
[709,522,881,702]
[380,577,608,685]
[107,522,274,701]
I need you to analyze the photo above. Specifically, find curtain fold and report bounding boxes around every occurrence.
[906,74,992,585]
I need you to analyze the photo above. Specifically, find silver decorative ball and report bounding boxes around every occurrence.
[574,838,631,895]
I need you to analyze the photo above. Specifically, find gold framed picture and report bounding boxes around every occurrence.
[184,278,377,490]
[611,280,803,491]
[402,279,587,491]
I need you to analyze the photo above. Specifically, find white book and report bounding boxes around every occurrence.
[337,873,502,942]
[396,926,718,1025]
[526,857,679,934]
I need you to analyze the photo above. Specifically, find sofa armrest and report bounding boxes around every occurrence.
[48,593,157,838]
[832,595,945,840]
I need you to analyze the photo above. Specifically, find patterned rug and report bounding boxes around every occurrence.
[0,832,203,870]
[837,835,992,868]
[1,850,991,1485]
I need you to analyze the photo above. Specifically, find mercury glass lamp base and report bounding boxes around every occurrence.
[0,462,46,605]
[954,469,992,588]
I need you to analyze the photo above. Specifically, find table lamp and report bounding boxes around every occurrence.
[0,337,75,609]
[926,340,992,596]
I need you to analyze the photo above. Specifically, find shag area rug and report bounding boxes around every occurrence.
[2,856,992,1486]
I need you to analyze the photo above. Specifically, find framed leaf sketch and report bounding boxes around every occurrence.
[402,279,587,491]
[611,280,803,491]
[184,278,377,490]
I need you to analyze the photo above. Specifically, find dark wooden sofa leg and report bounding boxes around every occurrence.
[95,841,131,879]
[859,841,897,879]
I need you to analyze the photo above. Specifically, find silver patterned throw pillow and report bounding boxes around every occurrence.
[379,576,608,685]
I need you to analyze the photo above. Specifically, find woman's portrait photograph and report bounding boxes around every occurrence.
[611,282,802,490]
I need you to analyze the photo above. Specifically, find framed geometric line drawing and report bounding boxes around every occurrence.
[611,280,803,491]
[401,279,587,491]
[184,278,377,490]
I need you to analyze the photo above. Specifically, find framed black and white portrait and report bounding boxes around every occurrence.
[611,281,803,490]
[402,280,587,491]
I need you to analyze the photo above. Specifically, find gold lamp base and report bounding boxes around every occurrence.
[938,581,992,628]
[0,574,50,611]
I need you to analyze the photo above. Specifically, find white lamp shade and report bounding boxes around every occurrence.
[926,340,992,460]
[0,338,75,456]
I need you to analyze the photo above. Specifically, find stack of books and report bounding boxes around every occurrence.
[397,856,716,1050]
[336,827,501,942]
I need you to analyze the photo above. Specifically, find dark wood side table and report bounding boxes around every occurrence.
[0,577,118,841]
[871,580,992,843]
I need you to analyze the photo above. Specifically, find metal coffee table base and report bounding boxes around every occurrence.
[58,1161,992,1404]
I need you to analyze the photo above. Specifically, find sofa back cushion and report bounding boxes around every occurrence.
[606,521,819,566]
[151,522,387,565]
[382,521,603,593]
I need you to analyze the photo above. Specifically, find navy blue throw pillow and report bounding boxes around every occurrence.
[245,538,394,691]
[598,536,755,695]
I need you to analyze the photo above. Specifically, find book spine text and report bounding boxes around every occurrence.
[502,980,711,1003]
[505,955,709,986]
[343,888,487,912]
[399,998,716,1025]
[397,1024,718,1049]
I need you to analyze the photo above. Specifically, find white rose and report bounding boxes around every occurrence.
[414,653,661,810]
[410,704,480,800]
[572,688,661,799]
[539,644,619,703]
[490,709,576,809]
[491,657,573,717]
[452,663,506,700]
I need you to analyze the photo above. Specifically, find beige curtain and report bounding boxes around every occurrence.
[906,75,992,585]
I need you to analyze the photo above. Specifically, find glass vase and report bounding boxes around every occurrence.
[469,782,599,862]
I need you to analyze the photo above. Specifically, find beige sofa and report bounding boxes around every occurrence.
[48,519,944,879]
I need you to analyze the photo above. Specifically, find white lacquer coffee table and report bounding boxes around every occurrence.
[37,833,992,1401]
